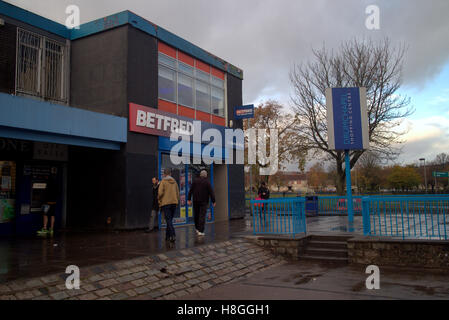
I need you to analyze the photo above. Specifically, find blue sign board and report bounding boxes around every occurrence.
[234,105,255,119]
[326,87,369,151]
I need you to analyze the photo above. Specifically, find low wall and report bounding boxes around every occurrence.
[246,235,310,260]
[348,237,449,269]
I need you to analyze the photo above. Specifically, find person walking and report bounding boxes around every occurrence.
[37,176,58,237]
[158,168,180,242]
[188,170,216,236]
[145,177,160,233]
[257,181,270,231]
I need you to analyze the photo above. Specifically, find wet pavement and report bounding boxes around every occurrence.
[180,260,449,300]
[306,215,364,234]
[0,218,252,283]
[1,214,449,300]
[0,214,436,286]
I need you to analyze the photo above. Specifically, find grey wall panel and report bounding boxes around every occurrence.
[127,26,158,109]
[226,74,245,219]
[70,26,128,117]
[124,27,159,228]
[227,164,245,219]
[227,74,243,130]
[0,20,16,94]
[125,152,157,229]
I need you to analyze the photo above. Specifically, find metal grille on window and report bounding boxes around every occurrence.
[16,29,41,96]
[16,29,67,103]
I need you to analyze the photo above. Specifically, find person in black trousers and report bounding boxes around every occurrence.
[187,170,216,236]
[257,181,270,231]
[145,177,160,233]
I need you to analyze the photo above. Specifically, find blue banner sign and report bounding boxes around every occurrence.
[234,105,255,119]
[326,87,369,151]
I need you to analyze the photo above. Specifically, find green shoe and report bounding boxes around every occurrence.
[37,229,48,236]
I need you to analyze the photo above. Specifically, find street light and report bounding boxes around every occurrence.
[420,158,427,194]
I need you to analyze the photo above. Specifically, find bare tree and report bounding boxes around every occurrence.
[290,38,413,194]
[244,100,307,184]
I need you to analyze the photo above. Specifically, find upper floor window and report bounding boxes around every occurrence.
[16,29,67,103]
[157,49,226,118]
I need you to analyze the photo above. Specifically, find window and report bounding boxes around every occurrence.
[195,80,210,113]
[158,65,176,102]
[179,62,194,76]
[178,73,194,107]
[16,29,67,103]
[159,53,176,68]
[211,86,225,117]
[196,69,210,82]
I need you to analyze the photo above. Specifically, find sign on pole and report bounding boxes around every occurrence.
[433,172,449,178]
[326,87,369,151]
[326,87,369,223]
[234,105,255,120]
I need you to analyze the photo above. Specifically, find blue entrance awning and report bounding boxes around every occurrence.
[0,93,127,150]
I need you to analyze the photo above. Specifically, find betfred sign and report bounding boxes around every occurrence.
[234,105,255,119]
[129,103,194,137]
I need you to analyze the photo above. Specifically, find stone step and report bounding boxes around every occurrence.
[307,240,348,250]
[299,254,348,263]
[304,247,348,258]
[309,235,352,242]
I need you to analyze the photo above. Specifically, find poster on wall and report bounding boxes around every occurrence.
[0,161,16,223]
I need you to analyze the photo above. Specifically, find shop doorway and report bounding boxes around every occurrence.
[159,153,214,227]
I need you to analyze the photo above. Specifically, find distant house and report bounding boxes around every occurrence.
[269,172,309,192]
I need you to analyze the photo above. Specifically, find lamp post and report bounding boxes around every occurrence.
[420,158,427,194]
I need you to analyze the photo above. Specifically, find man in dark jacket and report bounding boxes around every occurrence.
[187,170,215,236]
[146,177,160,233]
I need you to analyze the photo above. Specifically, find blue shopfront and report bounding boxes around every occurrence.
[130,102,233,228]
[0,93,127,236]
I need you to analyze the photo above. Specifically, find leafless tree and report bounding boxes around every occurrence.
[290,38,413,194]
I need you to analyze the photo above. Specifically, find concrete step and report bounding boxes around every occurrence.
[299,254,348,263]
[304,247,348,258]
[307,240,348,250]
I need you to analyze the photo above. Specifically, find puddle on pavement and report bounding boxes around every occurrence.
[282,272,323,285]
[413,285,436,295]
[352,281,366,292]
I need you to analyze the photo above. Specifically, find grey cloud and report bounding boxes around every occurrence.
[7,0,449,105]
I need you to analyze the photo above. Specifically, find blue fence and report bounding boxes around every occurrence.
[362,196,449,240]
[250,198,306,236]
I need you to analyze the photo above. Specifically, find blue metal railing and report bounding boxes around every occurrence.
[250,197,306,236]
[362,196,449,240]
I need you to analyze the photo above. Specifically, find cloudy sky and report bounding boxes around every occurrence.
[6,0,449,166]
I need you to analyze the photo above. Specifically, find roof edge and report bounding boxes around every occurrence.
[0,2,243,79]
[0,0,70,38]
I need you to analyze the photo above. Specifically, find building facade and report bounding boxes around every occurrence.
[0,1,245,235]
